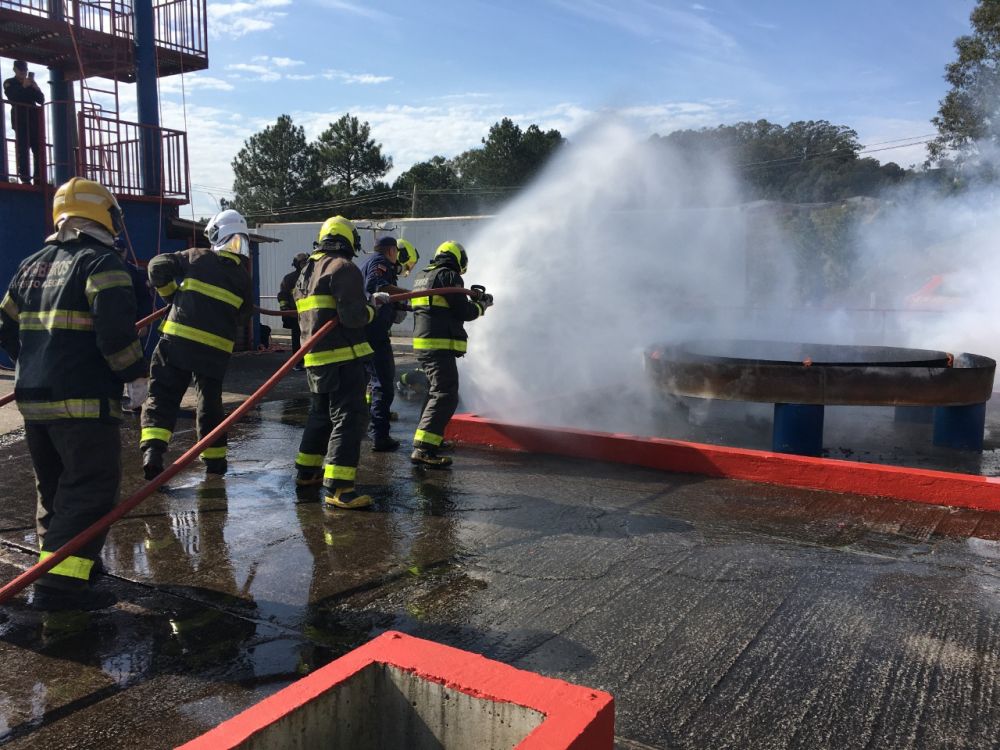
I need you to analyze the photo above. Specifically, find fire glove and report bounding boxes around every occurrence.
[125,377,148,411]
[372,292,391,307]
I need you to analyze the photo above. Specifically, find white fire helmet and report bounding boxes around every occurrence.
[205,209,250,255]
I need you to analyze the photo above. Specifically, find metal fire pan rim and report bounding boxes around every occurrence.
[646,345,996,407]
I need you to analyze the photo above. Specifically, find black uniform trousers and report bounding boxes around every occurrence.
[289,319,302,353]
[364,338,395,440]
[27,421,121,590]
[141,342,226,459]
[13,117,41,184]
[297,359,367,489]
[414,351,460,448]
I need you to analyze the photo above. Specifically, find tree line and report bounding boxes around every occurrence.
[227,114,925,222]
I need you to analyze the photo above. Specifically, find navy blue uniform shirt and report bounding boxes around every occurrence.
[360,252,398,342]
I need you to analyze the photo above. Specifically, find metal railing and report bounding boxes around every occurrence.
[77,110,189,200]
[154,0,206,58]
[0,99,189,201]
[0,0,207,60]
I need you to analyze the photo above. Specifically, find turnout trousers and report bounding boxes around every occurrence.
[364,338,396,440]
[413,351,460,449]
[295,359,367,490]
[27,421,121,590]
[140,341,227,462]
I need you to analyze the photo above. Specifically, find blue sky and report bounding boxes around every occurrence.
[7,0,981,216]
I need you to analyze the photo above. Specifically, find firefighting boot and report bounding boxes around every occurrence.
[33,584,118,612]
[410,448,453,468]
[295,470,323,487]
[142,446,166,480]
[371,435,401,452]
[322,486,373,510]
[204,458,228,476]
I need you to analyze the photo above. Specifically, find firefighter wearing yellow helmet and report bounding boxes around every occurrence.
[409,240,493,467]
[140,209,254,479]
[0,177,146,611]
[292,216,382,509]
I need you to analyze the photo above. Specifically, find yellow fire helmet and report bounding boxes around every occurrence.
[52,177,124,235]
[316,215,358,255]
[397,238,419,276]
[435,240,468,274]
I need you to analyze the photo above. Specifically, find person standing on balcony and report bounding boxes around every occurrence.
[3,60,45,185]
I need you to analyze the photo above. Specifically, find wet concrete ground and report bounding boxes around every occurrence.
[1,352,1000,748]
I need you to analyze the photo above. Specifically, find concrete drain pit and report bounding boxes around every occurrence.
[180,631,614,750]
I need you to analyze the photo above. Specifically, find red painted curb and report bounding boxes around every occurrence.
[178,630,614,750]
[446,414,1000,513]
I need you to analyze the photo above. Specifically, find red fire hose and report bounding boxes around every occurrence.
[0,289,472,407]
[0,288,476,604]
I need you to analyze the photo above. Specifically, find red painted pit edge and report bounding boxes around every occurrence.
[176,630,614,750]
[446,414,1000,513]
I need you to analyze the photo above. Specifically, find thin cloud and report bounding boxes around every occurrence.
[159,74,235,93]
[323,69,393,85]
[552,0,738,51]
[313,0,397,22]
[207,0,290,37]
[227,62,282,82]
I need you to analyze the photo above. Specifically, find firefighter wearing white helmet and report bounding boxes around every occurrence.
[292,215,381,509]
[0,177,146,610]
[139,209,254,479]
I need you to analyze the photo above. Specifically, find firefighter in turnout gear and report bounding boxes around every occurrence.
[277,252,309,369]
[293,216,381,510]
[410,241,492,467]
[140,209,254,479]
[0,177,147,611]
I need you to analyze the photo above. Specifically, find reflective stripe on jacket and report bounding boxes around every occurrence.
[0,237,145,423]
[411,258,483,355]
[293,248,374,373]
[148,247,253,379]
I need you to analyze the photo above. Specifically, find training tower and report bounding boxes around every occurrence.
[0,0,207,298]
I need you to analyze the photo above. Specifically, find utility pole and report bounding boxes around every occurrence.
[410,183,417,217]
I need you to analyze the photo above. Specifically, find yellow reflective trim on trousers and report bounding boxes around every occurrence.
[18,398,102,420]
[414,429,444,446]
[413,337,467,352]
[156,280,178,298]
[295,295,336,312]
[106,339,143,372]
[141,427,172,443]
[323,464,357,481]
[161,320,234,353]
[85,270,132,303]
[200,446,227,460]
[1,292,19,321]
[410,295,450,308]
[304,342,374,367]
[296,452,324,467]
[180,278,242,308]
[18,309,94,332]
[39,551,93,581]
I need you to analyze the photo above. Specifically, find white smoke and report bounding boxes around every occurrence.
[454,119,1000,429]
[458,119,792,424]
